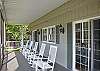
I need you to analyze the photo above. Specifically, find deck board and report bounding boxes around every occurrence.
[1,51,69,71]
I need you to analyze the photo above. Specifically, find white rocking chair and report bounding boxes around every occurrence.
[28,42,39,63]
[30,43,46,67]
[35,45,58,71]
[22,40,30,55]
[24,41,33,59]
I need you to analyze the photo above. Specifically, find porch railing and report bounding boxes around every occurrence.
[6,41,20,48]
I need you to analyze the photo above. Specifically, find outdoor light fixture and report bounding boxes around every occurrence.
[59,24,64,34]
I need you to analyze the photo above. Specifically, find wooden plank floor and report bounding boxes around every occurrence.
[1,51,69,71]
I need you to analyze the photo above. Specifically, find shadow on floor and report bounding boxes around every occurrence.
[3,56,16,65]
[4,51,14,59]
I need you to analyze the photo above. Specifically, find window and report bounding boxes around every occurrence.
[32,30,39,42]
[48,26,56,42]
[42,28,47,41]
[32,31,35,41]
[42,25,58,43]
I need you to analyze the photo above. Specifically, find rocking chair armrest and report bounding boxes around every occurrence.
[34,58,48,61]
[42,58,48,59]
[42,58,48,62]
[35,54,39,56]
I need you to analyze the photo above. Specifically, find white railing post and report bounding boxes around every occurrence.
[21,26,24,48]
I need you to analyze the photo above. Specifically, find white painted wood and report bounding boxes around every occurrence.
[27,42,38,63]
[42,25,56,44]
[22,40,29,55]
[72,22,76,71]
[73,19,91,71]
[24,41,34,59]
[35,45,58,71]
[30,43,46,66]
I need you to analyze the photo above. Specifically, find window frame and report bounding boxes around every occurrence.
[42,27,48,42]
[42,25,56,44]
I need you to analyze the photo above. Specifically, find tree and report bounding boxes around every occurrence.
[6,24,29,41]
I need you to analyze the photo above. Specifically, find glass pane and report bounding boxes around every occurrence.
[86,66,88,71]
[76,47,80,54]
[83,40,88,48]
[81,56,86,64]
[48,27,55,42]
[93,20,100,29]
[76,40,80,43]
[81,56,88,65]
[94,50,100,60]
[75,23,81,31]
[81,65,85,71]
[83,22,88,30]
[43,29,47,41]
[76,32,80,39]
[84,31,88,39]
[93,30,100,39]
[76,63,80,70]
[81,48,88,57]
[76,43,80,47]
[86,58,88,65]
[94,40,100,50]
[76,55,80,63]
[93,60,100,71]
[52,28,55,40]
[48,28,52,41]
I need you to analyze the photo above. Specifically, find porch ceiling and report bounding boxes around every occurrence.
[4,0,70,24]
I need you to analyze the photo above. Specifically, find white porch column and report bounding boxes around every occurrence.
[4,21,6,47]
[21,26,24,48]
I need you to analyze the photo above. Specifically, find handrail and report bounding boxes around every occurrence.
[6,41,21,47]
[6,41,20,42]
[0,44,5,70]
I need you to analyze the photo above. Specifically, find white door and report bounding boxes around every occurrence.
[73,20,91,71]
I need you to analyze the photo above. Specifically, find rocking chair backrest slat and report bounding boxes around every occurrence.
[29,41,33,49]
[33,42,38,53]
[39,43,46,57]
[48,45,57,63]
[25,40,30,47]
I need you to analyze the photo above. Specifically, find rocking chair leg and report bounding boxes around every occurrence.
[51,68,53,71]
[36,64,38,71]
[43,69,45,71]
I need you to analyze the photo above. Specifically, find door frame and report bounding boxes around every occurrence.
[72,16,100,71]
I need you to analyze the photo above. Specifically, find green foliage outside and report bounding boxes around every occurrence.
[6,24,30,41]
